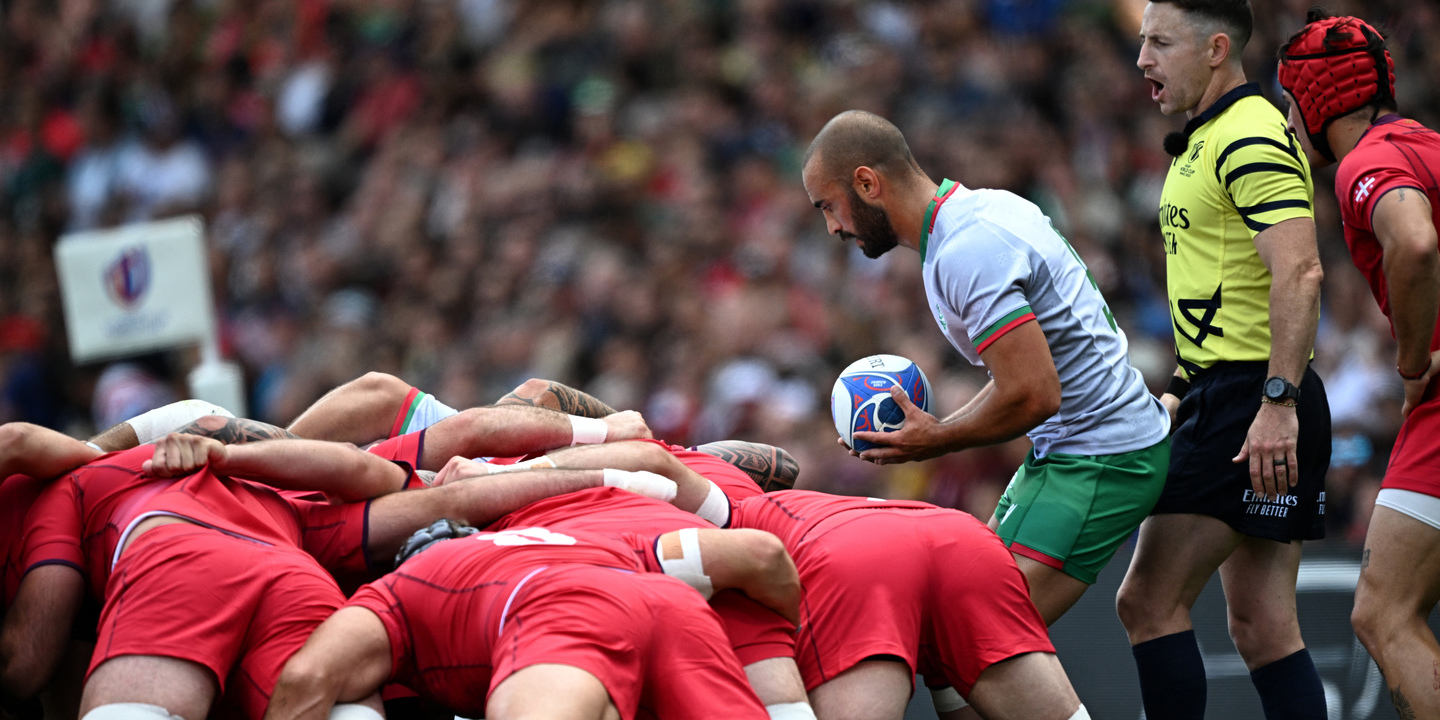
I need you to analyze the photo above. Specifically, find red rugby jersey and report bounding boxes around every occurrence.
[1335,115,1440,347]
[20,445,306,598]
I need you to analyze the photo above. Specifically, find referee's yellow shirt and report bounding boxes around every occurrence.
[1159,83,1314,378]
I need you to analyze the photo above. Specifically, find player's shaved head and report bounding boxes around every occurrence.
[804,111,925,187]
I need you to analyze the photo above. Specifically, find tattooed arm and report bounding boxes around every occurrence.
[175,415,301,445]
[693,441,800,492]
[497,378,619,418]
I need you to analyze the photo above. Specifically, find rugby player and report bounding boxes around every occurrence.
[264,518,789,720]
[732,490,1086,720]
[1123,1,1330,718]
[801,110,1171,624]
[5,429,676,720]
[1279,12,1440,716]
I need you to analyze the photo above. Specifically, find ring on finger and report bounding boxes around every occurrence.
[1272,459,1287,467]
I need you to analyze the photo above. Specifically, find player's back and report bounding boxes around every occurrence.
[731,490,936,550]
[23,445,305,597]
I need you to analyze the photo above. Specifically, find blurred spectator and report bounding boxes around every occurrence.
[1,0,1435,546]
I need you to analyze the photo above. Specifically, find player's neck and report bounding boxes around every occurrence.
[897,177,941,252]
[1186,66,1246,121]
[1327,116,1378,163]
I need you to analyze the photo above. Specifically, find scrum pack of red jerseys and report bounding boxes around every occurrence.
[487,485,795,665]
[346,526,768,719]
[730,490,1053,696]
[1336,116,1440,496]
[1,473,48,612]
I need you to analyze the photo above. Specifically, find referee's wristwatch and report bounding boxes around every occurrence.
[1263,376,1301,406]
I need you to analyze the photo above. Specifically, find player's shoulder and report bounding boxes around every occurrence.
[939,189,1043,249]
[1339,119,1440,183]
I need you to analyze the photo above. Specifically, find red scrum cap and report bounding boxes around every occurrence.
[1278,11,1395,162]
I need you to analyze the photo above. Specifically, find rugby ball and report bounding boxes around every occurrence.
[831,355,932,452]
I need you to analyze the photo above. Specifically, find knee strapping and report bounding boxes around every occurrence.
[930,686,968,712]
[82,703,185,720]
[329,703,384,720]
[660,527,714,598]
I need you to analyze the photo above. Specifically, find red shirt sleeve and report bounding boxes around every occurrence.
[20,478,85,579]
[1337,147,1426,234]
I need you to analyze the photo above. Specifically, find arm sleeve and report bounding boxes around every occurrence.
[19,480,85,579]
[1215,129,1313,238]
[1338,158,1426,234]
[940,225,1036,354]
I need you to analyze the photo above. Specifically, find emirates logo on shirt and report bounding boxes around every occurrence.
[1355,176,1378,203]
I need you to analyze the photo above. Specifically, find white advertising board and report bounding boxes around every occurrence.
[55,216,216,363]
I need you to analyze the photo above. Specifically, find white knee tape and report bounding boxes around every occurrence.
[1068,703,1090,720]
[765,702,817,720]
[695,481,732,526]
[82,703,184,720]
[329,703,384,720]
[660,527,714,599]
[128,400,236,443]
[569,415,608,445]
[931,686,967,712]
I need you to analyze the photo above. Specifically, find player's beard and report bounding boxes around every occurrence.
[844,186,900,259]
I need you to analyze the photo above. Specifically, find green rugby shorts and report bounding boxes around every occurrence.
[992,438,1170,584]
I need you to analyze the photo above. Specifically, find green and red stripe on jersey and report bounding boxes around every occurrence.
[972,306,1037,353]
[919,179,961,263]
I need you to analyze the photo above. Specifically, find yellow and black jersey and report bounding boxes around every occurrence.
[1159,83,1314,378]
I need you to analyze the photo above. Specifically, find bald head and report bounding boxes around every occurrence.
[803,111,925,187]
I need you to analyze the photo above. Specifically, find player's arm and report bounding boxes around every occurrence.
[1372,188,1440,416]
[0,423,99,480]
[658,528,801,625]
[144,434,408,501]
[854,321,1059,463]
[692,441,800,492]
[1235,216,1323,498]
[87,399,239,452]
[173,415,300,444]
[264,607,391,720]
[496,378,619,417]
[0,566,84,706]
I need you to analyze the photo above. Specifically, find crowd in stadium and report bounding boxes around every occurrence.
[9,1,1440,720]
[0,1,1437,540]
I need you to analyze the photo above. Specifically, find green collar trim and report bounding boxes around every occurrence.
[921,179,959,263]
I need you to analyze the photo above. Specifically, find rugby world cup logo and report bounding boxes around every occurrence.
[104,246,151,309]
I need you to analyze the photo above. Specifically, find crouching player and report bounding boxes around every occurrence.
[265,520,776,720]
[733,491,1086,720]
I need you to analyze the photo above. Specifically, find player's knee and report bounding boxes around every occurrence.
[352,372,410,402]
[1114,581,1156,631]
[1225,604,1298,659]
[1350,591,1402,654]
[81,704,185,720]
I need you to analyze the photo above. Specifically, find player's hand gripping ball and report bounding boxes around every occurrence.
[831,355,932,452]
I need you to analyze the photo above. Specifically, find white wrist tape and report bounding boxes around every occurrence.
[660,527,714,599]
[569,415,608,445]
[765,703,817,720]
[127,399,236,444]
[930,687,967,713]
[487,456,559,474]
[329,704,384,720]
[696,481,732,526]
[1068,704,1090,720]
[604,469,678,502]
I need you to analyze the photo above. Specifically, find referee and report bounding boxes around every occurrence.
[1119,1,1332,719]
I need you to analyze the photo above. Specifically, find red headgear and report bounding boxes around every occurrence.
[1277,14,1395,162]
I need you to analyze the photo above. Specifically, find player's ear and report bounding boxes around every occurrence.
[1208,31,1231,68]
[854,166,881,200]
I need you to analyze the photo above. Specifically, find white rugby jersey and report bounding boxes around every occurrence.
[921,179,1169,457]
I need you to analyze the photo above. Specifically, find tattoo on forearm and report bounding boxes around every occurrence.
[694,441,800,492]
[176,417,300,445]
[1392,688,1416,720]
[1361,548,1371,570]
[498,381,617,418]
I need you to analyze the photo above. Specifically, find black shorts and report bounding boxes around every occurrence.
[1153,362,1330,542]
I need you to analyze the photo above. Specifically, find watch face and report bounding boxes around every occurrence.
[1265,377,1285,398]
